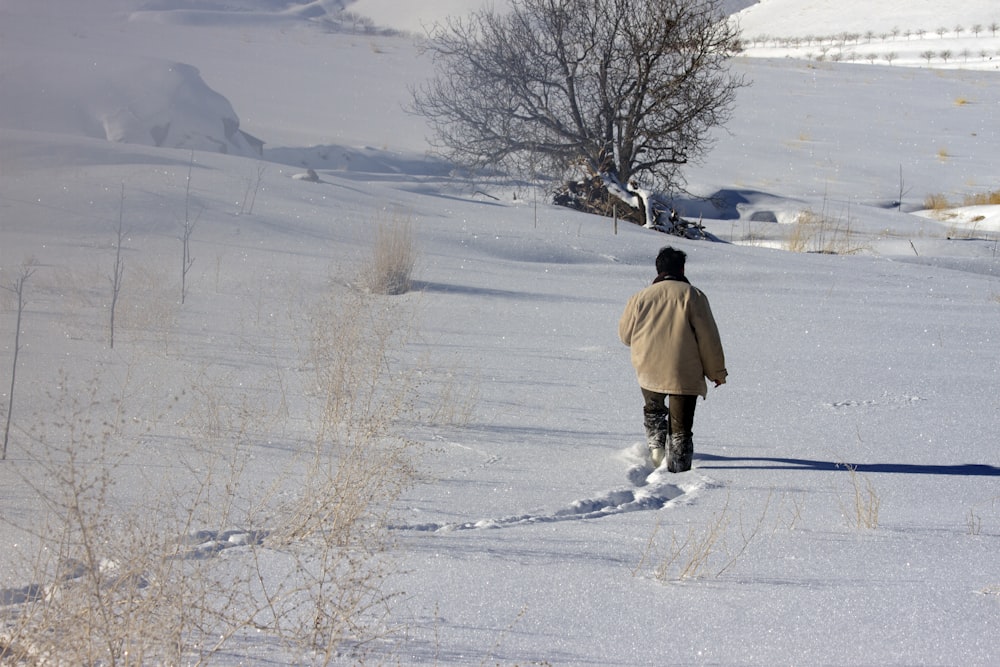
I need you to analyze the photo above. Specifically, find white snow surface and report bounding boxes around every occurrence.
[1,0,999,665]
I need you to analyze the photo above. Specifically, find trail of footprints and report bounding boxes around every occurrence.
[0,447,694,605]
[391,443,699,533]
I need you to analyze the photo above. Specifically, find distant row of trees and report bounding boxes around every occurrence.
[748,22,1000,49]
[804,47,1000,65]
[918,48,999,63]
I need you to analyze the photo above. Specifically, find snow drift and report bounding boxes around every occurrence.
[0,54,261,156]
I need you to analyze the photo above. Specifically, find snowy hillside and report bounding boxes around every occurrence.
[736,0,999,38]
[736,0,1000,70]
[1,0,998,665]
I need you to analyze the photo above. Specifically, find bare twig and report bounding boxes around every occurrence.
[3,262,36,459]
[181,153,199,304]
[109,183,127,348]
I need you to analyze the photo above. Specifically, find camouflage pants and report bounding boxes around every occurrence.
[641,389,697,472]
[641,389,697,439]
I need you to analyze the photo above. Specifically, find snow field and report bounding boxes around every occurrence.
[0,0,998,664]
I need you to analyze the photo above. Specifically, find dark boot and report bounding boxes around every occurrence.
[643,412,669,468]
[667,433,693,473]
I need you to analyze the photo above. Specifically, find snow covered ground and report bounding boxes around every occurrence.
[1,0,998,664]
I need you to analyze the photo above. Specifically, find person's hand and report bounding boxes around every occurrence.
[713,378,726,387]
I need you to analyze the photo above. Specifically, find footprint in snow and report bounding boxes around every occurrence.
[390,443,693,533]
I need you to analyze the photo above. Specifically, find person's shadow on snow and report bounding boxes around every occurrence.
[695,453,1000,477]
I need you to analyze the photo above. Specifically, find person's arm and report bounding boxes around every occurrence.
[618,295,637,346]
[691,291,727,385]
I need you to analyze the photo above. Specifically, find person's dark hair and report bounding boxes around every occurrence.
[655,246,686,276]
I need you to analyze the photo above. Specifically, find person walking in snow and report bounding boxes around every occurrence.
[618,246,727,472]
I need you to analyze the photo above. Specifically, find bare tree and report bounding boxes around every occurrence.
[411,0,745,225]
[3,262,36,459]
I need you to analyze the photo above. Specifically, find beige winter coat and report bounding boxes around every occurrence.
[618,277,727,398]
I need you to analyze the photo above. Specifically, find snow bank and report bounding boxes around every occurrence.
[0,54,261,156]
[915,204,1000,234]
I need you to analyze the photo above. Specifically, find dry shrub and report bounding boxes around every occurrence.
[636,493,770,582]
[0,380,225,666]
[785,207,866,255]
[786,209,820,253]
[840,463,880,529]
[967,509,982,536]
[923,190,1000,216]
[922,193,951,211]
[964,190,1000,206]
[249,284,420,659]
[117,264,178,338]
[650,510,731,580]
[0,280,425,664]
[365,213,416,295]
[423,364,479,428]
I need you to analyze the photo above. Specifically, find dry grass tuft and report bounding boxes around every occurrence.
[964,190,1000,206]
[785,206,866,255]
[840,463,880,530]
[786,209,819,253]
[635,493,771,582]
[365,212,417,295]
[922,193,951,211]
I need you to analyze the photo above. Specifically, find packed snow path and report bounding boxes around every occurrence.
[391,443,709,532]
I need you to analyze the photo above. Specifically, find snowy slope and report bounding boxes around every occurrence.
[736,0,1000,70]
[1,0,998,665]
[347,0,759,34]
[735,0,1000,37]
